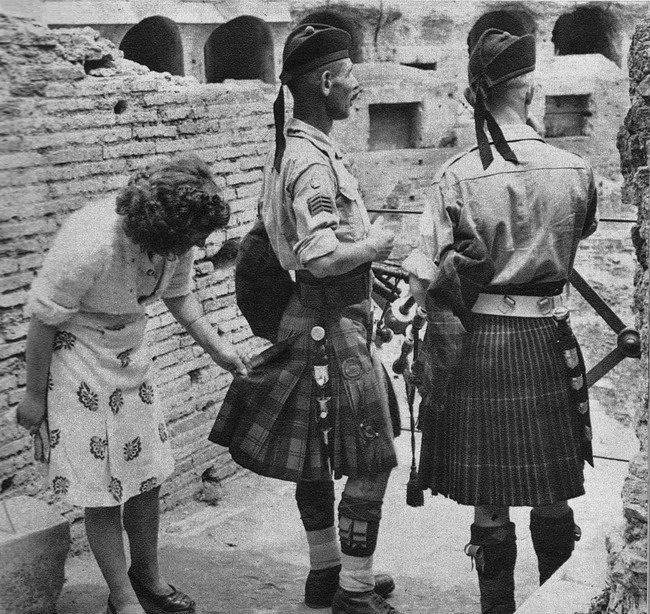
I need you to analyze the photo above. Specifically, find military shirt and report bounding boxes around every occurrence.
[403,123,598,287]
[261,118,371,271]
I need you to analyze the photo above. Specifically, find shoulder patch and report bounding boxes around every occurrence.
[307,194,335,216]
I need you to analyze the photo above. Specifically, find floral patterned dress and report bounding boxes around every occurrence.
[28,198,194,507]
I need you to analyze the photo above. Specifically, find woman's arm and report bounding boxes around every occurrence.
[16,318,57,430]
[163,293,247,376]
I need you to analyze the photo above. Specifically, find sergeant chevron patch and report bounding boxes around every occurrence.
[307,193,335,216]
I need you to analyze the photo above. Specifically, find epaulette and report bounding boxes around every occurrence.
[432,144,480,184]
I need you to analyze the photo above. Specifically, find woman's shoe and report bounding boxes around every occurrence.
[127,569,196,613]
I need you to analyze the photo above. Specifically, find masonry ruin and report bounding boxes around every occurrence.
[0,0,647,611]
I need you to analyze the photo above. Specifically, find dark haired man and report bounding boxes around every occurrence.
[405,28,597,613]
[212,24,401,614]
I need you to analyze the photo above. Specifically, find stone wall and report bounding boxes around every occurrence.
[0,14,274,533]
[596,19,649,614]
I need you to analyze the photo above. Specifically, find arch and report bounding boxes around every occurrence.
[299,9,364,63]
[468,7,537,53]
[204,16,275,84]
[119,16,184,76]
[552,5,622,66]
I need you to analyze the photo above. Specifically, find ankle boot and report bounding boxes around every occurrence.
[530,509,581,585]
[465,522,517,614]
[305,565,395,609]
[331,588,400,614]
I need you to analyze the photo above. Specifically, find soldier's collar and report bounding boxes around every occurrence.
[485,122,545,144]
[286,118,344,159]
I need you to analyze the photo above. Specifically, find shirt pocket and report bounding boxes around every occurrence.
[336,173,368,242]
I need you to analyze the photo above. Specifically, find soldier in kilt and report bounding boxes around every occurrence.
[404,29,598,614]
[210,24,402,614]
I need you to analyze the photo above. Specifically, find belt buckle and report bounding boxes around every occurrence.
[537,296,553,315]
[498,295,516,314]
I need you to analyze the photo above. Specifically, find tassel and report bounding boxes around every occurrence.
[406,464,424,507]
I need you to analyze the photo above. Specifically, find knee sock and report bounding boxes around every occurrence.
[296,480,340,571]
[466,522,517,614]
[530,508,580,585]
[338,494,382,593]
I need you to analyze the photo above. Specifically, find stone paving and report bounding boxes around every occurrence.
[56,396,634,614]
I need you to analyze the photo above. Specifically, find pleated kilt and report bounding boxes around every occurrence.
[210,295,398,482]
[418,314,586,507]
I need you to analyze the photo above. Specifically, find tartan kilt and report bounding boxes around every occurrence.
[209,295,398,482]
[418,314,586,507]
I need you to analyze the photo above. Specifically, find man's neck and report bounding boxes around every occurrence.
[293,105,333,136]
[488,104,527,126]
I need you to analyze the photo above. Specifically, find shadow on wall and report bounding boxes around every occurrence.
[119,15,184,76]
[204,16,276,84]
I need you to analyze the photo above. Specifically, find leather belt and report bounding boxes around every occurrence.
[471,293,564,317]
[296,269,371,312]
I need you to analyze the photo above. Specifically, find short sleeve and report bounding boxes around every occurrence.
[291,163,340,266]
[581,167,598,239]
[27,217,109,326]
[161,248,195,298]
[402,179,456,281]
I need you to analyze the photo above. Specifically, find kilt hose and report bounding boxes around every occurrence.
[418,313,586,507]
[209,295,398,482]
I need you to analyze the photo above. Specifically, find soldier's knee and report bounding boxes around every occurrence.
[295,480,335,531]
[338,494,382,557]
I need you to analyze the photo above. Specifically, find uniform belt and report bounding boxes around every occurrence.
[471,293,564,317]
[296,270,371,312]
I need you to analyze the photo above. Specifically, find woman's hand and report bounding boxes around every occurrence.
[17,391,47,432]
[208,337,248,377]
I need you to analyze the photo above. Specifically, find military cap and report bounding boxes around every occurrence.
[280,23,351,84]
[467,12,530,53]
[468,28,536,169]
[273,23,351,171]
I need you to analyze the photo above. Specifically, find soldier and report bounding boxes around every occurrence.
[404,29,597,613]
[210,24,401,614]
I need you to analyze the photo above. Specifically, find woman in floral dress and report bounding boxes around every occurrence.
[17,156,247,614]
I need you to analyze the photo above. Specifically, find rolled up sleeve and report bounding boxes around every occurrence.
[27,219,107,326]
[402,181,455,282]
[162,248,194,298]
[291,164,340,266]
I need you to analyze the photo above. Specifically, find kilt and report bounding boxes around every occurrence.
[418,314,586,507]
[209,295,398,482]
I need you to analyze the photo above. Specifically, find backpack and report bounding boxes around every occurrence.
[235,217,294,342]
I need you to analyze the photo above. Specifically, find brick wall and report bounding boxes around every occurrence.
[0,14,275,534]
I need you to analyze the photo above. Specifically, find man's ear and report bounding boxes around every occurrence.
[320,70,333,96]
[524,84,535,106]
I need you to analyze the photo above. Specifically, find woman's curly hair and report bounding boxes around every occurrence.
[116,155,230,256]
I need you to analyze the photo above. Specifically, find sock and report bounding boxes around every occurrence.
[306,526,341,570]
[339,553,374,593]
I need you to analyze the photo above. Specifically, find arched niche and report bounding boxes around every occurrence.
[468,7,537,52]
[119,16,184,76]
[299,9,364,63]
[204,16,275,84]
[552,5,622,66]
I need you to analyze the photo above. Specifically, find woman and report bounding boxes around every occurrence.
[17,155,247,614]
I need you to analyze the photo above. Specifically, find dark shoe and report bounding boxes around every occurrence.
[530,509,581,585]
[331,588,400,614]
[466,523,517,614]
[128,569,195,613]
[304,565,395,608]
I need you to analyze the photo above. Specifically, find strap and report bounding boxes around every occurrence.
[273,87,286,172]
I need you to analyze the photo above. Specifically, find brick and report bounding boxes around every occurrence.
[235,182,261,199]
[42,97,98,113]
[0,218,53,241]
[0,187,50,221]
[46,146,103,166]
[160,105,192,121]
[0,272,35,294]
[103,141,156,159]
[142,91,188,107]
[133,125,177,139]
[0,152,44,170]
[226,170,262,186]
[48,174,125,198]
